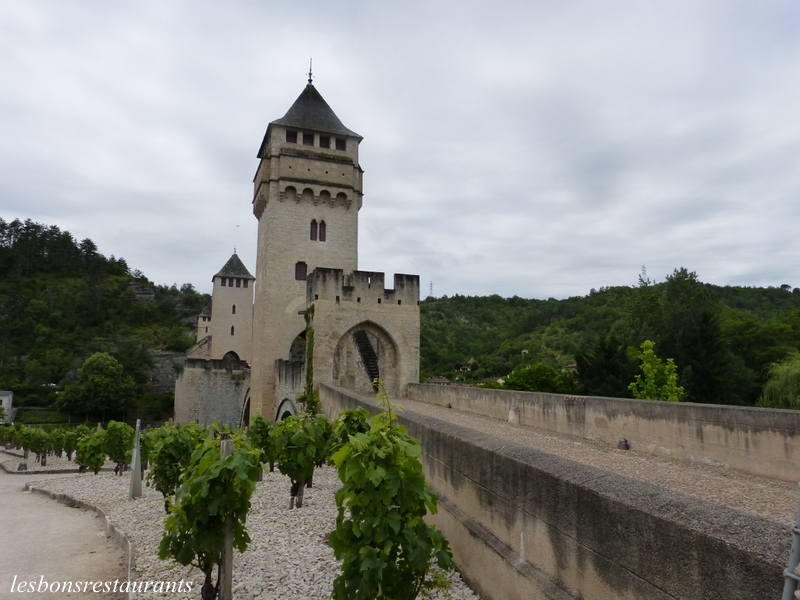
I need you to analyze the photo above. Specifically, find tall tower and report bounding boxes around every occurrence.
[250,80,364,420]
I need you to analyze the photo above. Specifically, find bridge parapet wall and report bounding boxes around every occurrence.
[409,383,800,483]
[320,383,786,600]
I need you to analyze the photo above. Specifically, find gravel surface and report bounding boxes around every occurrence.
[28,465,480,600]
[2,447,115,473]
[397,398,800,526]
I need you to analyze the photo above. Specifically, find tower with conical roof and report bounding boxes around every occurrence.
[250,79,364,420]
[208,252,255,361]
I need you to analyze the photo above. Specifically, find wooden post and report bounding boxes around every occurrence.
[218,433,233,600]
[128,419,142,500]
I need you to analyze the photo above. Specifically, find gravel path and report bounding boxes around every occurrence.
[396,397,800,526]
[27,464,479,600]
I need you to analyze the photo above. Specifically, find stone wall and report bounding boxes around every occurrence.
[407,384,800,483]
[173,359,249,427]
[320,383,788,600]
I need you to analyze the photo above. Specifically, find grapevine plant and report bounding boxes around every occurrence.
[329,382,453,600]
[146,422,206,511]
[105,420,135,475]
[159,433,259,600]
[75,427,107,474]
[272,414,329,508]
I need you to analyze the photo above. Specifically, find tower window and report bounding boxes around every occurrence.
[286,131,297,143]
[231,326,235,336]
[243,279,248,288]
[302,133,314,146]
[335,138,346,151]
[220,278,226,287]
[232,304,236,315]
[319,220,327,242]
[310,219,318,241]
[295,261,307,281]
[319,135,330,148]
[235,278,241,288]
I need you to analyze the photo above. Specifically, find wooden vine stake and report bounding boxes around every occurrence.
[218,433,233,600]
[128,419,142,500]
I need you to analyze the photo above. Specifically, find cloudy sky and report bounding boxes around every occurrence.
[3,1,800,299]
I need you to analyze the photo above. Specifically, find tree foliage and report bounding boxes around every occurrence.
[57,353,137,420]
[758,352,800,409]
[628,341,684,402]
[0,218,208,414]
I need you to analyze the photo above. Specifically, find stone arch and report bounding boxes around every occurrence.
[289,330,306,362]
[276,398,298,421]
[239,387,251,428]
[222,350,240,364]
[302,188,314,203]
[336,192,348,206]
[282,185,297,202]
[319,190,331,205]
[331,321,400,395]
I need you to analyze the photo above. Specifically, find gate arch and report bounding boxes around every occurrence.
[332,321,400,395]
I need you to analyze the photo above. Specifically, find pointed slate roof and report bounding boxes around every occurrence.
[271,84,362,140]
[213,253,254,281]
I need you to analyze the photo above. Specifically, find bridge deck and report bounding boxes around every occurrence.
[395,397,799,526]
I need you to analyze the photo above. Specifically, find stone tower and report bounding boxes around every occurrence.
[250,81,364,420]
[174,252,254,427]
[207,252,255,361]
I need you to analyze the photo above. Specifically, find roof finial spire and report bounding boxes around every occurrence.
[307,58,313,85]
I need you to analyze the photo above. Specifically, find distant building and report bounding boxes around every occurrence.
[0,391,14,423]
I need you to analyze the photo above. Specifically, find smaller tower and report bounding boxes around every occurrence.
[188,252,255,362]
[208,253,255,362]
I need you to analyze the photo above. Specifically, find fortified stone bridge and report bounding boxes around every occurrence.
[321,382,800,600]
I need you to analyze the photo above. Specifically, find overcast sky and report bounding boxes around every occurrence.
[3,1,800,299]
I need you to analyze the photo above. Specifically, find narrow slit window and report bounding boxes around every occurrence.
[310,219,318,241]
[243,279,248,288]
[319,220,326,242]
[236,278,241,288]
[232,304,236,315]
[220,277,226,287]
[230,326,235,336]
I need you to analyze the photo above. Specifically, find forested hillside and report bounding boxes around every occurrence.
[0,218,208,420]
[421,270,800,407]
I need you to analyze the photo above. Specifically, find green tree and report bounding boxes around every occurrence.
[628,340,684,402]
[575,335,636,397]
[503,363,577,394]
[758,352,800,409]
[57,352,137,420]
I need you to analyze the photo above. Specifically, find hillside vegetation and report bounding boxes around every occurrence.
[421,271,800,407]
[0,218,208,420]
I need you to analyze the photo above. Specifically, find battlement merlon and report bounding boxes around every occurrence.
[306,268,420,306]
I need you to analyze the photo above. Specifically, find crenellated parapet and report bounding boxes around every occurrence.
[306,268,420,307]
